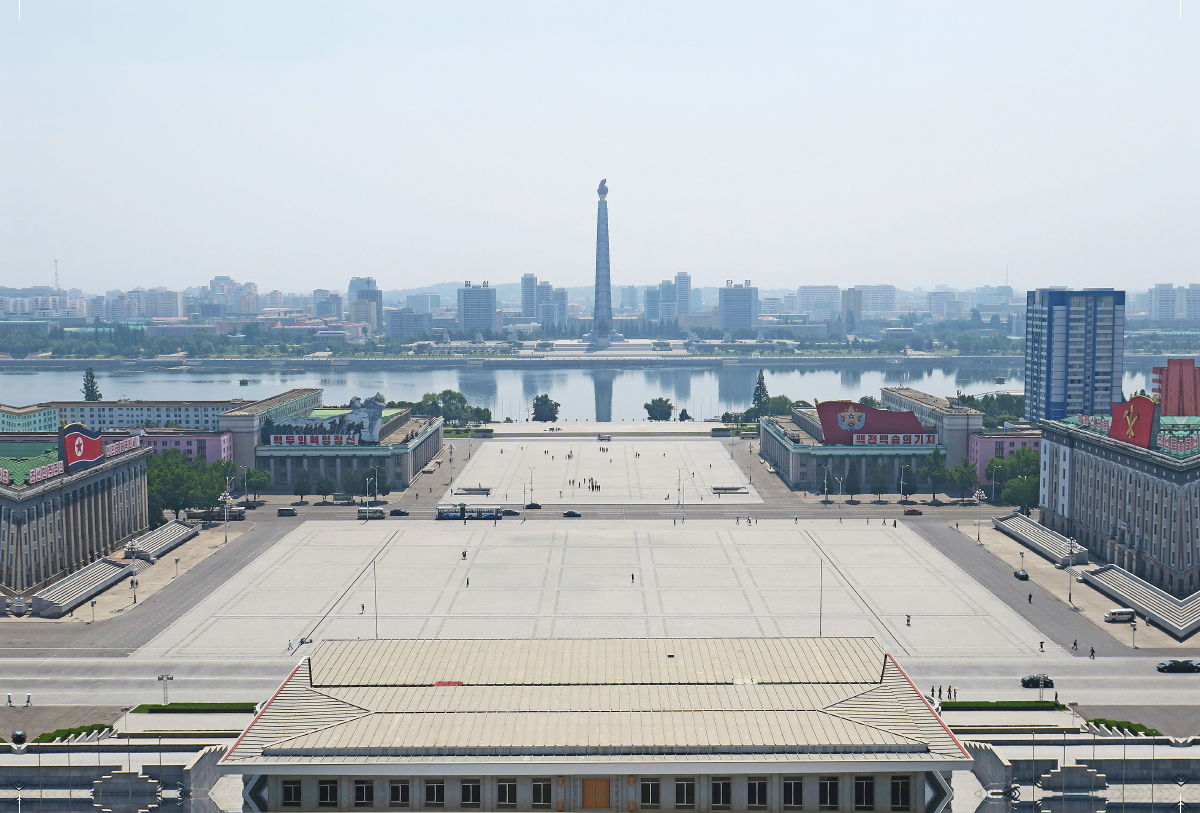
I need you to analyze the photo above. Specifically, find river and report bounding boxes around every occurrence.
[0,361,1154,422]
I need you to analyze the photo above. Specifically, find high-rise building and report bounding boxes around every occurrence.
[761,297,784,315]
[797,286,840,315]
[718,280,758,331]
[927,291,958,318]
[674,272,692,317]
[658,280,677,322]
[317,293,342,319]
[1149,283,1179,321]
[620,285,638,310]
[521,274,538,318]
[841,288,863,323]
[1186,285,1200,321]
[783,293,799,313]
[1024,288,1125,421]
[405,292,440,313]
[457,282,498,335]
[643,288,661,321]
[537,287,568,328]
[351,289,383,332]
[1152,358,1200,417]
[347,277,377,304]
[856,285,895,316]
[691,288,703,312]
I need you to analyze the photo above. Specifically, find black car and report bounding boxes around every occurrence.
[503,509,520,516]
[389,509,409,517]
[526,502,542,510]
[563,510,582,518]
[10,730,26,746]
[1020,674,1054,688]
[1014,570,1029,580]
[1157,659,1200,673]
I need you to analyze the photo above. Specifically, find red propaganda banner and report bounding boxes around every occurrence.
[270,434,359,447]
[61,423,105,473]
[1108,395,1158,449]
[814,400,926,446]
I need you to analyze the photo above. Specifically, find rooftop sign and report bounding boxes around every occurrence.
[1107,394,1159,450]
[815,400,926,445]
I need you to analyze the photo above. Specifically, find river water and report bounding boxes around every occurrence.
[1,362,1150,423]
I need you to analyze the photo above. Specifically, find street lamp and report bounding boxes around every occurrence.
[835,476,844,523]
[221,488,232,545]
[90,599,97,623]
[174,557,180,579]
[822,464,831,508]
[899,464,911,504]
[991,463,1004,504]
[157,674,174,706]
[973,488,986,543]
[1131,617,1138,649]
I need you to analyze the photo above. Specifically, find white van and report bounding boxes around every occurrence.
[1104,608,1136,623]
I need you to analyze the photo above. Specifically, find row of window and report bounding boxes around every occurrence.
[288,779,554,809]
[284,777,911,811]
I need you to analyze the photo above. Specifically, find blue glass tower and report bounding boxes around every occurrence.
[592,179,613,338]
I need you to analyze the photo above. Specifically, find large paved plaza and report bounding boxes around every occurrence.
[133,519,1047,660]
[442,438,763,505]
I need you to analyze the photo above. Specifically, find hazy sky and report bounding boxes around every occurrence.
[2,2,1197,295]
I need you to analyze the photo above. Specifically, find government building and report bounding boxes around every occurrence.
[0,430,150,593]
[220,638,967,813]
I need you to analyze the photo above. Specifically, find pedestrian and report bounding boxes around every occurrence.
[1054,691,1058,702]
[466,577,469,587]
[938,686,942,700]
[893,519,897,527]
[631,573,635,583]
[930,685,935,697]
[1072,639,1078,651]
[360,603,365,614]
[795,516,798,523]
[1089,647,1095,659]
[1028,592,1033,604]
[288,640,293,651]
[1039,641,1044,652]
[906,614,911,627]
[956,522,959,530]
[736,517,740,524]
[462,550,467,559]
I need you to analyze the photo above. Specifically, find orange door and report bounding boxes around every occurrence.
[582,778,611,810]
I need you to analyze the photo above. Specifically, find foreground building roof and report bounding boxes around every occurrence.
[221,638,970,774]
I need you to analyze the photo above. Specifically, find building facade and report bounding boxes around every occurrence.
[797,286,840,316]
[1024,288,1124,421]
[967,430,1040,487]
[1,434,150,593]
[1152,358,1200,417]
[138,428,234,463]
[41,398,252,431]
[219,638,967,813]
[718,282,758,331]
[218,389,325,471]
[385,308,433,338]
[1039,402,1200,596]
[457,283,499,335]
[0,404,60,433]
[879,388,983,468]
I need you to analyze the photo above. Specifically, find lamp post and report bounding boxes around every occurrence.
[1131,617,1138,649]
[823,464,831,508]
[991,464,1004,504]
[899,465,910,504]
[90,599,96,623]
[157,674,173,706]
[221,489,232,545]
[974,488,986,543]
[174,557,180,579]
[835,476,844,523]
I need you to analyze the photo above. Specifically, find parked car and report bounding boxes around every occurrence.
[526,502,542,510]
[276,507,297,517]
[389,508,409,517]
[1021,674,1054,688]
[503,508,521,516]
[1157,660,1200,673]
[903,508,923,516]
[1014,570,1029,580]
[563,510,582,518]
[1104,608,1136,623]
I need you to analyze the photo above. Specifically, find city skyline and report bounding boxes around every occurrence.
[3,3,1197,294]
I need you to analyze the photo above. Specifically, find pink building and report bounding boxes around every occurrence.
[137,428,233,464]
[968,430,1041,484]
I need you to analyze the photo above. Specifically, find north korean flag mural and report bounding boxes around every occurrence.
[61,423,105,473]
[1107,394,1160,450]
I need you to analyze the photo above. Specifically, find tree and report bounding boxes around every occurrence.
[844,461,861,500]
[869,466,889,501]
[857,395,882,408]
[342,467,366,496]
[983,456,1009,493]
[917,448,950,501]
[951,460,978,497]
[644,397,674,421]
[367,464,391,497]
[315,474,337,502]
[81,366,102,401]
[292,468,311,502]
[766,395,793,415]
[246,469,271,500]
[532,393,560,422]
[148,450,196,519]
[678,408,692,421]
[1005,446,1040,480]
[752,370,769,413]
[1002,476,1039,513]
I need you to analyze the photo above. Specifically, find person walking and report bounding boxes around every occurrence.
[906,615,911,627]
[1072,639,1078,651]
[466,577,469,587]
[1089,647,1095,659]
[1039,641,1044,652]
[360,604,365,614]
[631,573,635,583]
[1028,593,1033,604]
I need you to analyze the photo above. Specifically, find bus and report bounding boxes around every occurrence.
[436,505,504,520]
[358,507,386,520]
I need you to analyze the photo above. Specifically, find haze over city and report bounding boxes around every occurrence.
[3,2,1198,294]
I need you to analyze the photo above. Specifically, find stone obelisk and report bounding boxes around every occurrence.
[590,179,614,341]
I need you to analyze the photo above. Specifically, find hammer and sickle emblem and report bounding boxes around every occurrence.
[1123,403,1138,439]
[74,436,85,457]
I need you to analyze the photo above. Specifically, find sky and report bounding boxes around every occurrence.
[2,2,1198,296]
